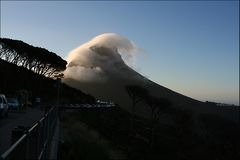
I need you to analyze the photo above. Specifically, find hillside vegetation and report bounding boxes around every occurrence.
[60,106,240,160]
[0,38,95,105]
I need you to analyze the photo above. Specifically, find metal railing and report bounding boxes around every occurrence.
[1,106,58,160]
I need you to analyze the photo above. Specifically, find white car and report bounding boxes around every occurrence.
[0,94,9,117]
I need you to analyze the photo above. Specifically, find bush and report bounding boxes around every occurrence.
[59,117,111,160]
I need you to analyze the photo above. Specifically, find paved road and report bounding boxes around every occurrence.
[0,108,44,154]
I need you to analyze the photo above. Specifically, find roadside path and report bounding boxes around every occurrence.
[0,108,44,154]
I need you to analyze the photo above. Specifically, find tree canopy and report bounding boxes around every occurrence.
[0,38,67,78]
[125,85,149,113]
[145,95,171,121]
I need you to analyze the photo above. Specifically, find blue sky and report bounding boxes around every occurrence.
[1,1,239,105]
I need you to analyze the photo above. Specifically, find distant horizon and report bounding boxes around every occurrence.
[1,1,239,105]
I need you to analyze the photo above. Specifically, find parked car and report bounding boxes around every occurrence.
[7,98,21,110]
[0,94,9,117]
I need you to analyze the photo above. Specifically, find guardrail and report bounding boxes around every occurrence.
[1,106,58,160]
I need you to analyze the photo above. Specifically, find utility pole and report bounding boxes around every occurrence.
[238,105,240,127]
[56,78,61,108]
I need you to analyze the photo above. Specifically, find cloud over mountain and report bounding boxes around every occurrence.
[64,33,142,83]
[63,33,238,122]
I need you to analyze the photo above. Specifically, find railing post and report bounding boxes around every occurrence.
[26,123,39,160]
[1,106,59,160]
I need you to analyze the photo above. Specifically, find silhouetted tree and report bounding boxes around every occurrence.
[16,89,29,110]
[125,85,149,153]
[0,38,67,78]
[125,85,149,114]
[146,96,170,122]
[145,96,171,149]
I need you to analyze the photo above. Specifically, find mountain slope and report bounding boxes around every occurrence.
[63,46,217,119]
[63,33,238,122]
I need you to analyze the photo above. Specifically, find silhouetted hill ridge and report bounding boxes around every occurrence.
[0,59,95,104]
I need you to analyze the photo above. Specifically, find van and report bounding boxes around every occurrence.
[0,94,9,117]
